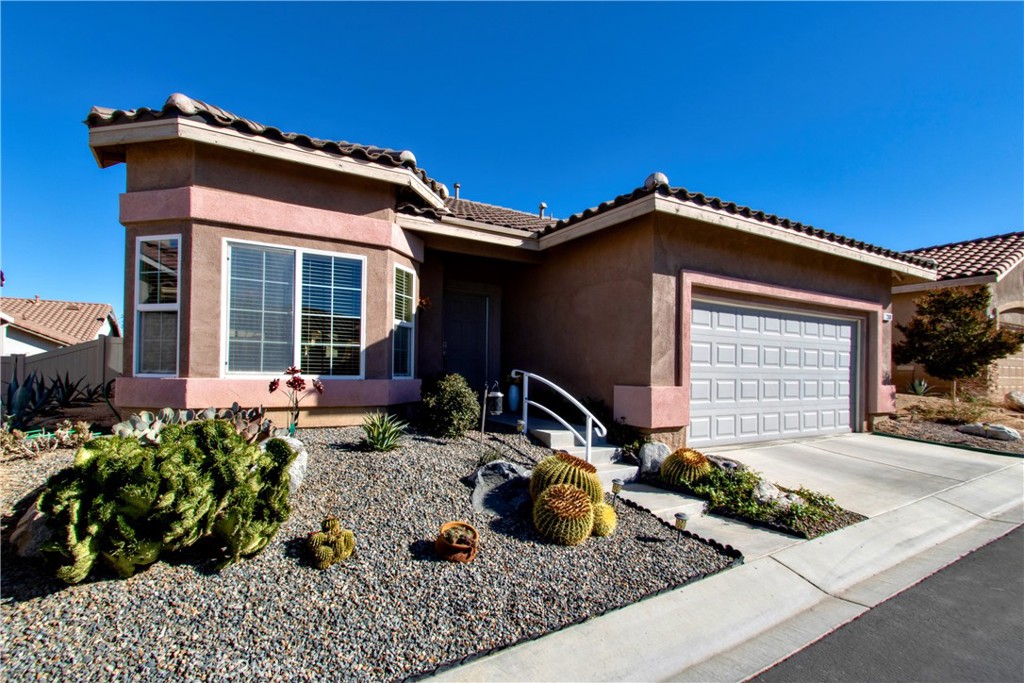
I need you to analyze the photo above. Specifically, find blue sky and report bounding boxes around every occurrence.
[2,2,1022,325]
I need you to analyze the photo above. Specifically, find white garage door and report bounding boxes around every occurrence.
[688,300,857,447]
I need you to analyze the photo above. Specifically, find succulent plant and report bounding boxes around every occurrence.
[529,451,604,505]
[112,403,274,446]
[306,519,355,569]
[592,502,618,537]
[661,448,713,486]
[533,484,594,546]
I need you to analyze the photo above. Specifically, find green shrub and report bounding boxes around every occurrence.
[420,373,480,438]
[36,419,296,583]
[362,411,408,451]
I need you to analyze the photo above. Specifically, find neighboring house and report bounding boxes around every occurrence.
[892,232,1024,397]
[0,296,121,357]
[87,94,937,448]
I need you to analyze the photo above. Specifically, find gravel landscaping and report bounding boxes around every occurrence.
[873,418,1024,455]
[2,427,738,682]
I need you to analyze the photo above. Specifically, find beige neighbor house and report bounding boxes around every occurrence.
[87,93,938,448]
[0,297,120,357]
[892,232,1024,397]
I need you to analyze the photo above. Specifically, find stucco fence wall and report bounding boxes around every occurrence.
[1,335,123,393]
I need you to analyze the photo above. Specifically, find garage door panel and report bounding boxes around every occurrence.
[689,300,857,447]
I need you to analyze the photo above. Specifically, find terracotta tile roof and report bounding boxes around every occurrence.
[904,231,1024,281]
[0,298,118,346]
[86,93,449,198]
[397,197,554,233]
[543,182,936,270]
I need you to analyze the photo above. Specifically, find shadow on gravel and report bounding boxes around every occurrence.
[408,539,441,561]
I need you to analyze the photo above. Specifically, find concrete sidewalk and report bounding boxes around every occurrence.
[429,434,1023,683]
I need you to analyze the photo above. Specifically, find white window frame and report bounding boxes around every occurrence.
[220,238,367,379]
[392,264,416,379]
[134,234,181,377]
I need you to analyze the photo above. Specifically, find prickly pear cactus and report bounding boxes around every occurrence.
[529,451,604,505]
[592,502,618,537]
[660,448,712,486]
[533,484,594,546]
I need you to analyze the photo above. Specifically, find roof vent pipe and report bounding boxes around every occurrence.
[539,202,547,218]
[454,183,460,200]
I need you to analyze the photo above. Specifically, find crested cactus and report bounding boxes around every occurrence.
[661,448,713,486]
[533,484,594,546]
[306,519,355,569]
[36,419,297,584]
[529,451,604,505]
[592,502,618,537]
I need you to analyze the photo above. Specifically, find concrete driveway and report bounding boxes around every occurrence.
[431,433,1023,683]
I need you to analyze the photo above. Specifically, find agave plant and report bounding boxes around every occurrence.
[362,412,408,452]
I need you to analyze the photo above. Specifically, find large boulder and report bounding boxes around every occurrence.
[957,423,1021,442]
[470,461,532,517]
[10,503,51,559]
[1006,392,1024,412]
[638,442,672,477]
[262,436,308,495]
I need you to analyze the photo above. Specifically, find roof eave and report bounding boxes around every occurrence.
[88,117,446,209]
[396,213,540,250]
[540,193,937,281]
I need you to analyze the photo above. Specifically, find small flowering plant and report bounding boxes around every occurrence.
[269,366,324,436]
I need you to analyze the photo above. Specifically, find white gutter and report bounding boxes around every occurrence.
[88,118,446,209]
[397,214,540,250]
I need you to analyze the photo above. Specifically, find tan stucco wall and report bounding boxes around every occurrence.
[503,216,656,404]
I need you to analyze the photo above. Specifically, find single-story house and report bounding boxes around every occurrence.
[0,296,120,357]
[87,93,937,448]
[893,232,1024,396]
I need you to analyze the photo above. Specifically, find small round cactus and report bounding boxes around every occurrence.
[592,502,617,537]
[307,518,355,569]
[322,516,343,535]
[661,448,713,486]
[533,484,595,546]
[312,545,334,570]
[530,451,604,505]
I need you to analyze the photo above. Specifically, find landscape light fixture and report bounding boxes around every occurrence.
[486,383,504,416]
[611,479,624,508]
[674,512,689,542]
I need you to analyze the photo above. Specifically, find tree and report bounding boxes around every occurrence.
[894,287,1024,401]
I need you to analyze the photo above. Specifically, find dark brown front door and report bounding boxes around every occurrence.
[443,292,489,392]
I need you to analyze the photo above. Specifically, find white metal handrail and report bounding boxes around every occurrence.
[511,369,607,462]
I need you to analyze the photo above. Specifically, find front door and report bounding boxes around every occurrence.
[443,292,489,391]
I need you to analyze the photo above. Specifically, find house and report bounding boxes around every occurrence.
[892,232,1024,397]
[87,93,937,447]
[0,296,120,357]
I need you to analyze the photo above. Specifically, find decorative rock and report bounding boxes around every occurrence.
[707,454,746,475]
[752,479,804,509]
[470,460,532,516]
[10,503,51,559]
[957,423,1022,442]
[638,442,672,476]
[1006,392,1024,412]
[753,480,781,505]
[261,436,308,494]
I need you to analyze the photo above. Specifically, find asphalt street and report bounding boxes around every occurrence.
[752,525,1024,683]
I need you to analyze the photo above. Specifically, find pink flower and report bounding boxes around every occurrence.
[285,366,302,376]
[269,378,280,393]
[313,379,325,395]
[286,376,306,392]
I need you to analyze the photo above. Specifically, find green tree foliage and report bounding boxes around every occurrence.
[894,287,1024,401]
[420,373,481,438]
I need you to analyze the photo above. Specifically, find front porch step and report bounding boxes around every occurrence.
[618,482,706,521]
[563,445,620,466]
[595,462,640,490]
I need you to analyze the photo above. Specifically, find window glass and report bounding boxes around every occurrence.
[136,237,179,375]
[227,244,295,373]
[393,267,415,378]
[299,253,362,377]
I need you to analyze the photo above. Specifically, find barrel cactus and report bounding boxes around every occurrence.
[530,451,604,505]
[660,448,713,486]
[306,519,355,570]
[533,484,595,546]
[592,502,618,537]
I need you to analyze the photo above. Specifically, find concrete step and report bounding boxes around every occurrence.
[619,482,706,519]
[531,427,610,451]
[564,445,620,466]
[595,462,640,490]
